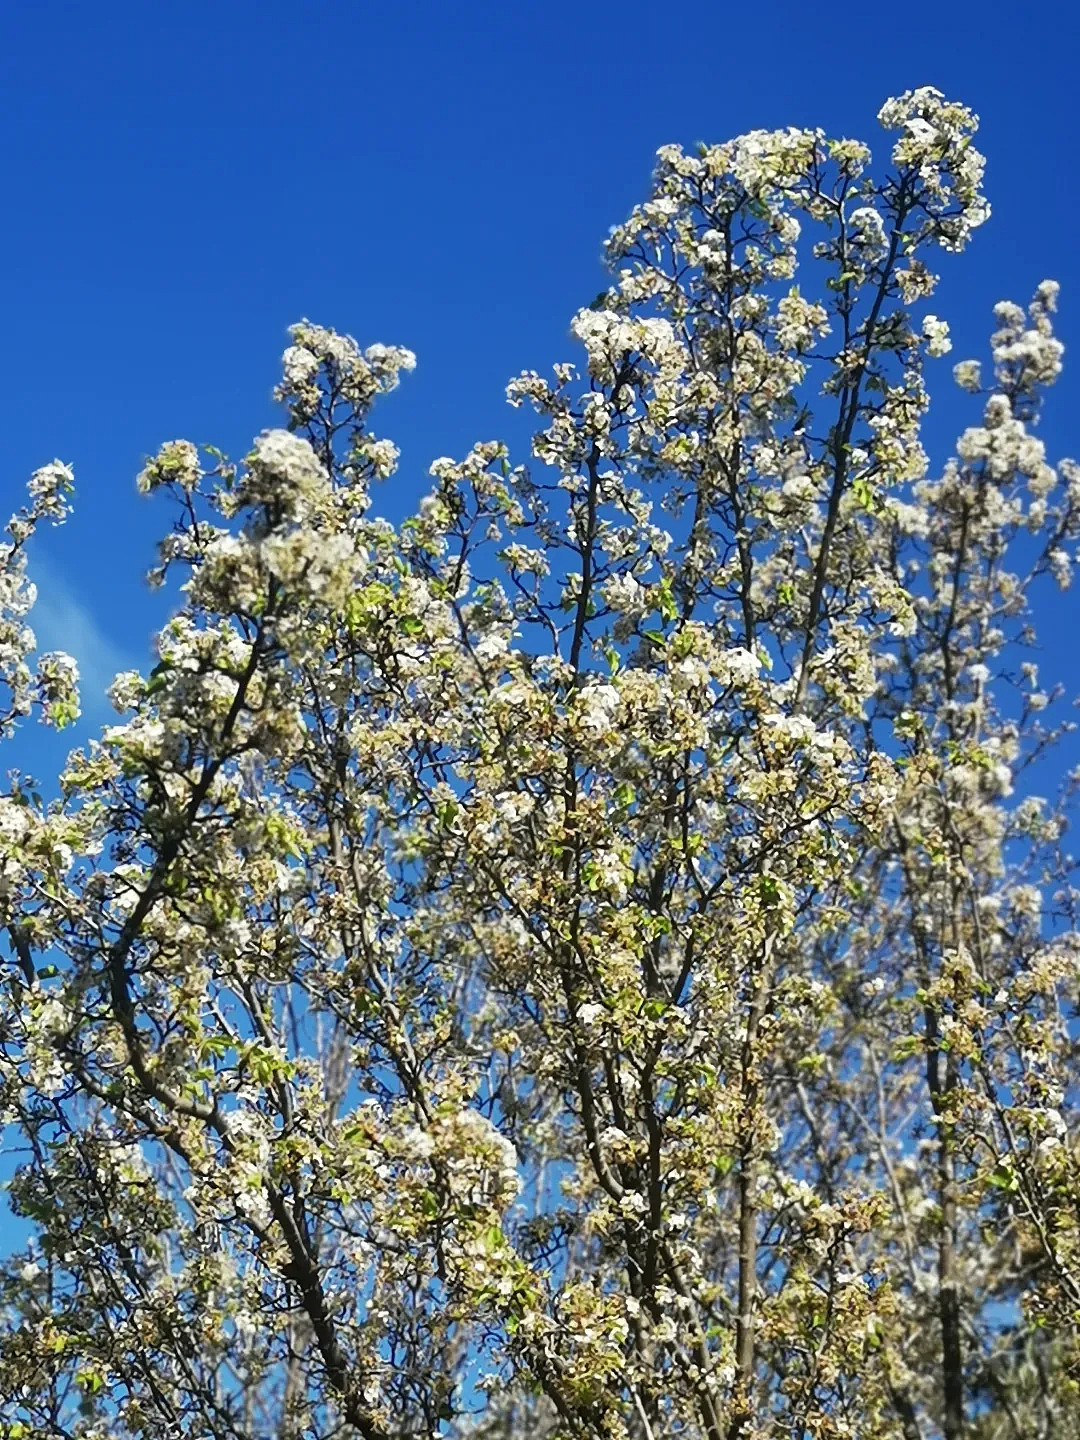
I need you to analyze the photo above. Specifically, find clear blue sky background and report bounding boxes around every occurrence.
[2,0,1079,770]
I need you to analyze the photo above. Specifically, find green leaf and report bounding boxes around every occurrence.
[987,1164,1019,1193]
[758,874,782,905]
[892,1035,922,1061]
[655,577,677,624]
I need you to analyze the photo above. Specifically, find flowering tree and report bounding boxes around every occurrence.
[1,85,1079,1440]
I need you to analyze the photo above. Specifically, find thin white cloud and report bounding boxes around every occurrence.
[25,555,138,726]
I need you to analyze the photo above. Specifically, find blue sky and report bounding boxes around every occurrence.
[2,0,1079,773]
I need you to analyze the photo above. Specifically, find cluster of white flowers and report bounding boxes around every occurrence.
[275,320,416,424]
[0,560,36,724]
[775,291,830,352]
[991,285,1064,390]
[35,650,80,727]
[780,473,818,507]
[730,125,821,198]
[261,528,360,609]
[570,309,684,388]
[848,205,887,255]
[573,681,622,737]
[952,359,982,392]
[356,435,400,480]
[27,461,75,520]
[107,669,145,714]
[137,439,201,495]
[281,343,320,389]
[877,86,989,250]
[0,472,83,733]
[240,429,331,521]
[602,570,648,617]
[955,395,1052,484]
[922,315,952,357]
[717,646,762,687]
[405,1108,521,1212]
[670,654,713,693]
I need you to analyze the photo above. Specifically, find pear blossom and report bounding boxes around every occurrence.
[0,87,1077,1440]
[922,314,952,356]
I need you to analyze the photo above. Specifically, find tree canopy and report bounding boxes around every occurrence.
[1,85,1078,1440]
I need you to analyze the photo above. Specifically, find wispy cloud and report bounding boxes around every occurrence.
[25,556,139,729]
